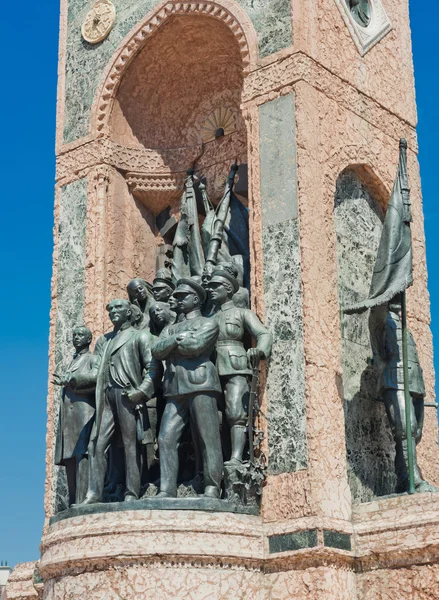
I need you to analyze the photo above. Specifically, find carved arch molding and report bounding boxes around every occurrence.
[91,0,259,137]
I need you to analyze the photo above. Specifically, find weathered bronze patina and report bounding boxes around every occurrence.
[152,279,223,499]
[78,299,160,505]
[54,326,97,506]
[207,268,272,464]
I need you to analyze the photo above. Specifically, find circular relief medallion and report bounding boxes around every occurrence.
[346,0,371,28]
[81,0,116,44]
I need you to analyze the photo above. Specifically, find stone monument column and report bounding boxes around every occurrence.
[19,0,439,599]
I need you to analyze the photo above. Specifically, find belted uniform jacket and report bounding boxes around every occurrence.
[212,301,272,377]
[152,310,221,398]
[55,350,97,465]
[92,326,161,440]
[370,305,425,397]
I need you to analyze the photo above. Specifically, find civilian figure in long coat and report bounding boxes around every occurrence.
[206,268,272,464]
[369,297,438,493]
[54,326,97,506]
[152,279,223,499]
[79,299,161,505]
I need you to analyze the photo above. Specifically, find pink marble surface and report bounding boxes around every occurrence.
[5,562,38,600]
[40,1,439,597]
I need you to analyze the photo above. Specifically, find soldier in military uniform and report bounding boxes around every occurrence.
[152,279,223,498]
[152,269,175,303]
[54,326,97,506]
[369,297,436,493]
[207,268,272,464]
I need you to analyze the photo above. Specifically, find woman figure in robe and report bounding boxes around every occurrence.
[126,278,154,330]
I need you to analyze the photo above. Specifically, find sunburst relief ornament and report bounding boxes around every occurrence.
[201,107,236,143]
[82,0,116,44]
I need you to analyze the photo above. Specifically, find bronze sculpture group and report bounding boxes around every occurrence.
[55,165,272,508]
[346,140,437,495]
[55,147,437,511]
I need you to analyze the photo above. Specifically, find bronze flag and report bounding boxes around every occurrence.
[171,169,206,282]
[345,139,413,314]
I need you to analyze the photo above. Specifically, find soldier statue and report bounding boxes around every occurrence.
[207,268,272,464]
[152,279,223,499]
[79,299,160,504]
[54,326,97,506]
[152,269,175,303]
[369,296,437,493]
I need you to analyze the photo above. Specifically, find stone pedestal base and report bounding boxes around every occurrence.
[30,494,439,599]
[40,509,265,600]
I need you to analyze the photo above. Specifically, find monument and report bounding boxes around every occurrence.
[6,0,439,599]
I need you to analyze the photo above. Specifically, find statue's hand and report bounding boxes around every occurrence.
[247,348,264,369]
[122,387,146,406]
[176,332,192,344]
[52,373,63,386]
[53,372,71,387]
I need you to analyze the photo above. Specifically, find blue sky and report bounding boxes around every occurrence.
[0,3,438,568]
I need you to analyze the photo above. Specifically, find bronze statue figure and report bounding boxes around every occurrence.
[345,141,437,494]
[55,162,271,512]
[79,299,160,505]
[54,326,97,506]
[127,278,154,330]
[369,298,437,493]
[150,301,176,334]
[172,171,206,281]
[206,268,272,464]
[152,279,223,499]
[152,269,175,303]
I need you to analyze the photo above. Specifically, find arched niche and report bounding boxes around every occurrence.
[334,166,396,503]
[111,15,245,152]
[101,11,248,291]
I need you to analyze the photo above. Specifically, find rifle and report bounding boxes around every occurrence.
[203,162,239,277]
[247,355,261,464]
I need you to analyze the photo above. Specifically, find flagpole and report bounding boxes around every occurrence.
[401,290,415,494]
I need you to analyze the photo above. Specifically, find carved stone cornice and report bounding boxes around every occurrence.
[56,139,202,185]
[56,134,247,187]
[126,172,185,193]
[242,51,418,150]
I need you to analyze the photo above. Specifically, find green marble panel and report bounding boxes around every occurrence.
[53,179,88,513]
[335,169,396,502]
[259,94,307,475]
[323,530,352,551]
[268,530,318,554]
